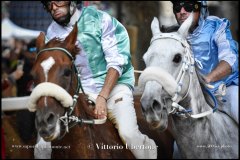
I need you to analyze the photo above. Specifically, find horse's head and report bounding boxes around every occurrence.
[139,13,194,131]
[28,23,79,141]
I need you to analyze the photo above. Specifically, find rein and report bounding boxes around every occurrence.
[150,33,218,119]
[36,47,106,139]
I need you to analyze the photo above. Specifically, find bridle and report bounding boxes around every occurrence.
[36,47,106,139]
[150,33,218,119]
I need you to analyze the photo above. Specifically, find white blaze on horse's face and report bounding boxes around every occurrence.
[40,56,55,106]
[40,57,55,81]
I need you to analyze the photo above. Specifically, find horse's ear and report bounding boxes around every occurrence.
[177,12,194,38]
[36,32,45,51]
[151,17,161,36]
[65,22,78,50]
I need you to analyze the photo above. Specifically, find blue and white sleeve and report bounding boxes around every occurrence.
[215,18,238,73]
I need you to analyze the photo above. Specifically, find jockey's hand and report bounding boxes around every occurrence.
[203,76,214,89]
[94,96,107,119]
[203,75,211,84]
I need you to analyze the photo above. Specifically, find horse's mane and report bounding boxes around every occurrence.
[44,37,80,56]
[194,67,226,110]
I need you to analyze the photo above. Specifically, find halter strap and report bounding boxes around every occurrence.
[37,47,74,60]
[151,33,187,46]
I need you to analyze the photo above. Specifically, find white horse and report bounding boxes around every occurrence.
[138,13,238,159]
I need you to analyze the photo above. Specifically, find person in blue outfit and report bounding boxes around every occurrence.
[39,1,157,158]
[167,1,239,158]
[171,1,239,124]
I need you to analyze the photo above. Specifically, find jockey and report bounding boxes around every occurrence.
[170,1,238,123]
[40,1,157,159]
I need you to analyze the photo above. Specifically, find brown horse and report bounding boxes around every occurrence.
[28,23,173,159]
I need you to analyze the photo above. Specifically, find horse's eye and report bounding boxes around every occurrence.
[63,68,72,77]
[173,54,182,63]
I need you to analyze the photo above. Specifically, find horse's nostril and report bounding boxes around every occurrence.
[39,129,49,137]
[152,100,160,110]
[45,112,55,125]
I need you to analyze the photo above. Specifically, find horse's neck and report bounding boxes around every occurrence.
[188,71,211,114]
[177,70,211,115]
[170,70,238,158]
[76,93,95,118]
[66,94,134,158]
[171,70,215,134]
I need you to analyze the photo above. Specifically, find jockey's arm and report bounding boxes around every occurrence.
[94,67,119,119]
[204,60,231,83]
[205,18,238,84]
[99,67,120,99]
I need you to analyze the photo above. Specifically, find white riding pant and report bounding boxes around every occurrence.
[106,84,157,159]
[225,85,239,124]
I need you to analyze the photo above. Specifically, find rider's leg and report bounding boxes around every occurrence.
[107,84,157,159]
